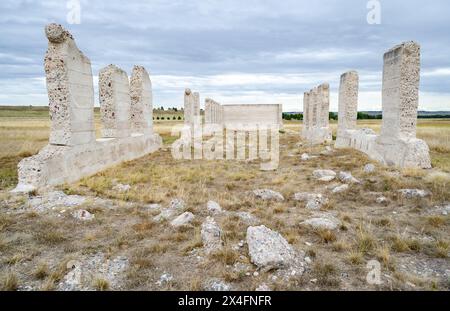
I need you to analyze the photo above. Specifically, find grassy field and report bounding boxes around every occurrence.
[1,107,449,190]
[0,107,449,291]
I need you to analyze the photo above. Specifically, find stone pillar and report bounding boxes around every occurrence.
[319,83,330,128]
[44,23,95,146]
[184,88,193,125]
[130,65,153,135]
[337,71,359,134]
[380,41,421,142]
[311,87,319,129]
[302,92,309,138]
[193,92,200,119]
[205,98,212,124]
[99,64,131,138]
[184,89,200,125]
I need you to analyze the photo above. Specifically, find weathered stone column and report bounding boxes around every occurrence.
[193,92,200,120]
[335,71,359,148]
[44,23,95,146]
[379,41,421,142]
[311,87,319,131]
[319,83,330,128]
[99,64,131,138]
[130,65,153,135]
[184,88,193,125]
[302,92,310,138]
[205,98,212,124]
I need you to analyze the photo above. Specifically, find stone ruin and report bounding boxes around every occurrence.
[205,98,224,125]
[13,24,162,192]
[184,88,200,127]
[335,41,431,169]
[301,83,332,144]
[204,100,283,130]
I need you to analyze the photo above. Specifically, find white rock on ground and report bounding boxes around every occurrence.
[72,209,94,221]
[205,279,231,291]
[301,153,310,161]
[338,171,360,184]
[170,198,185,209]
[27,191,86,212]
[246,225,296,271]
[201,217,223,253]
[376,196,388,204]
[170,212,194,227]
[235,211,259,225]
[255,283,271,291]
[364,164,376,173]
[207,201,222,214]
[58,254,128,291]
[153,208,176,222]
[112,183,131,192]
[398,189,430,199]
[300,213,341,231]
[312,169,336,182]
[332,184,349,193]
[293,192,328,210]
[253,189,285,201]
[156,273,173,286]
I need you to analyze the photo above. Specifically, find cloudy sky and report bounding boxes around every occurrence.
[1,0,449,111]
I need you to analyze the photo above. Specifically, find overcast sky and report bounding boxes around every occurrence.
[1,0,449,111]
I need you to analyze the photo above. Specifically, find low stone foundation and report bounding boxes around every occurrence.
[335,42,431,169]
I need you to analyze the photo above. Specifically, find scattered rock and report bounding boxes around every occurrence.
[300,213,341,231]
[246,225,296,271]
[313,169,336,182]
[398,189,430,199]
[376,196,388,204]
[305,257,312,264]
[170,212,194,227]
[112,183,131,192]
[144,203,161,210]
[205,279,231,291]
[255,283,271,291]
[320,146,334,155]
[201,217,223,253]
[58,254,128,291]
[301,153,310,161]
[338,171,360,184]
[253,189,284,201]
[235,211,259,225]
[28,191,86,212]
[72,209,94,221]
[332,184,349,193]
[156,273,173,286]
[153,208,176,222]
[169,198,185,210]
[294,192,328,210]
[207,201,222,214]
[364,164,376,173]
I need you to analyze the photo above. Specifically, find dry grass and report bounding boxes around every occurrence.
[0,111,449,290]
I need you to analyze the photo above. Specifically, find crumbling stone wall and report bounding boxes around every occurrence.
[334,42,431,169]
[44,23,96,146]
[335,71,359,148]
[99,64,131,138]
[13,24,162,192]
[184,88,200,126]
[302,84,332,144]
[130,66,153,135]
[205,98,223,124]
